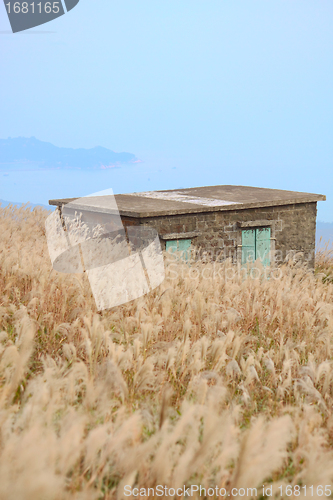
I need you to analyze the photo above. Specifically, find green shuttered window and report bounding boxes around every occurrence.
[166,239,191,262]
[242,228,271,267]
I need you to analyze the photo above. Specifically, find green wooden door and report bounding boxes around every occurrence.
[241,229,256,265]
[256,228,271,267]
[166,240,178,254]
[241,228,271,267]
[166,239,191,262]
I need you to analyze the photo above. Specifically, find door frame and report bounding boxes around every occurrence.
[236,219,276,267]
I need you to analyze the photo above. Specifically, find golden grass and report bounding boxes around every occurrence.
[1,203,333,499]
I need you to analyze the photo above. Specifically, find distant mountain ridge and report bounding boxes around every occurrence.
[0,137,137,170]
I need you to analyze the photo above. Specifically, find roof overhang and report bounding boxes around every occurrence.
[49,185,326,219]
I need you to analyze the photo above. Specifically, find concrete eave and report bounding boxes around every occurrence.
[49,194,326,219]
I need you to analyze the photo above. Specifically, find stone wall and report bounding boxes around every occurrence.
[121,202,318,267]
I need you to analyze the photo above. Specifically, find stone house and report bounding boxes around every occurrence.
[49,185,326,268]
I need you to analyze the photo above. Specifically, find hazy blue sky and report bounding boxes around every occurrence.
[1,0,332,221]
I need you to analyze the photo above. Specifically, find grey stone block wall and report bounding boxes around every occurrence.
[121,201,318,267]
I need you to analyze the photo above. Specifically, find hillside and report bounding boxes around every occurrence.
[0,137,137,169]
[0,204,333,499]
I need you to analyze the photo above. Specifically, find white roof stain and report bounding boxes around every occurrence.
[128,191,242,207]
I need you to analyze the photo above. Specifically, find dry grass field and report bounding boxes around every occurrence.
[0,203,333,500]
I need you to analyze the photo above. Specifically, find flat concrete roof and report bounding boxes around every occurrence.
[49,185,326,218]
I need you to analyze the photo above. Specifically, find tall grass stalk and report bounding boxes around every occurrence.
[1,204,333,499]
